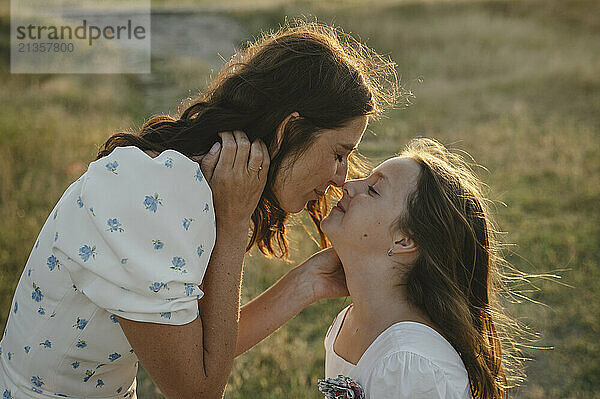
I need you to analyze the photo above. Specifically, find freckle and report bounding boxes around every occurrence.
[363,234,368,237]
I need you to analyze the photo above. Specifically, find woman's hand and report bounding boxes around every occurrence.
[300,247,349,302]
[200,131,269,229]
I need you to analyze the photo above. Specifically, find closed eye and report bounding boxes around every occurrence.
[368,185,379,195]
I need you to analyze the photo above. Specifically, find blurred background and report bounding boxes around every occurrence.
[1,0,598,397]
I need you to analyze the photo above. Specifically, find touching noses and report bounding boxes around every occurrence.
[341,179,357,198]
[328,160,349,188]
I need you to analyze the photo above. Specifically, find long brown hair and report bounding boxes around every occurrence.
[396,138,524,398]
[97,21,400,259]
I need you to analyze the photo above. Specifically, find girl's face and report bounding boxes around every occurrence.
[321,156,421,255]
[273,116,368,213]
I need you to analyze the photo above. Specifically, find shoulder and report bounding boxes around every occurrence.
[362,350,470,399]
[356,323,470,398]
[82,146,214,219]
[368,322,465,370]
[88,146,207,185]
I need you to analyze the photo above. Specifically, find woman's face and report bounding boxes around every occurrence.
[320,156,421,255]
[273,116,368,213]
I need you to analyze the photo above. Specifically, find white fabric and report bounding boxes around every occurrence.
[324,306,472,399]
[0,146,216,398]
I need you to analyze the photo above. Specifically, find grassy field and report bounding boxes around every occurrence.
[1,0,599,397]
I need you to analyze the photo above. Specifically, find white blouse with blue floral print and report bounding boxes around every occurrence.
[0,146,216,398]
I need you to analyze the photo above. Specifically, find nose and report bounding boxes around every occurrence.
[341,178,360,198]
[329,160,349,188]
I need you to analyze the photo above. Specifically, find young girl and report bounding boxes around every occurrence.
[319,138,521,398]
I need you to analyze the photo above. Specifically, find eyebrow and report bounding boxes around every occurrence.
[372,170,389,185]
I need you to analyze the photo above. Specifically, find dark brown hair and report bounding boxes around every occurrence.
[97,21,400,258]
[396,138,525,398]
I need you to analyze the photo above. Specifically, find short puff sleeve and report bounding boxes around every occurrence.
[363,352,471,399]
[52,146,216,325]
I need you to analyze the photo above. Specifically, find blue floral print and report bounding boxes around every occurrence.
[105,160,119,175]
[3,389,11,399]
[7,352,12,360]
[31,283,43,302]
[24,346,30,353]
[74,317,88,330]
[109,314,119,323]
[160,312,172,319]
[55,232,59,241]
[89,207,96,216]
[165,158,173,168]
[38,307,45,315]
[47,255,60,271]
[31,376,44,387]
[76,340,87,348]
[204,203,209,212]
[153,239,164,250]
[106,218,124,232]
[31,387,42,394]
[77,196,84,208]
[53,209,57,220]
[197,245,204,257]
[108,352,121,362]
[121,258,128,264]
[182,218,194,231]
[78,245,97,262]
[39,340,51,348]
[116,387,123,393]
[71,361,80,369]
[170,256,187,273]
[195,167,203,182]
[184,283,195,296]
[83,370,95,382]
[144,193,163,213]
[96,379,104,388]
[13,301,17,314]
[148,282,168,293]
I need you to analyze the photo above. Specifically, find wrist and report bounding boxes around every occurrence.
[288,262,319,306]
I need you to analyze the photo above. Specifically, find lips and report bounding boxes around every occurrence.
[334,202,346,213]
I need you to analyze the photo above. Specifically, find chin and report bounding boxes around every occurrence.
[281,200,307,214]
[319,214,336,236]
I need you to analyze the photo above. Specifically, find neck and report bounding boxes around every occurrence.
[340,252,421,328]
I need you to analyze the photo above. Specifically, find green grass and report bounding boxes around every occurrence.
[1,1,599,398]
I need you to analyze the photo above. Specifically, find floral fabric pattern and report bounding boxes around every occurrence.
[0,146,216,398]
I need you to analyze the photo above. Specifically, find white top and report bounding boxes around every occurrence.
[0,146,216,398]
[324,306,472,399]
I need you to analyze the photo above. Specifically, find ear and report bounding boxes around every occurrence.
[272,112,300,157]
[389,235,417,255]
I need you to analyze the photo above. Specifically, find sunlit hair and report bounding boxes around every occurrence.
[97,20,401,259]
[395,138,525,398]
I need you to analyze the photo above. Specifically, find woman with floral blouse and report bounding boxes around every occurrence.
[0,22,398,398]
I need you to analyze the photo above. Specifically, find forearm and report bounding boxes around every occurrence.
[236,265,315,356]
[197,223,248,396]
